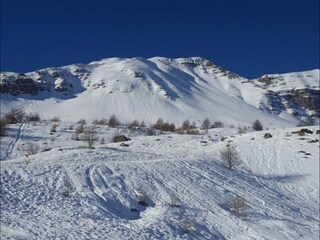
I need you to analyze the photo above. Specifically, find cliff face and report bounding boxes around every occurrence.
[0,73,48,95]
[0,66,87,96]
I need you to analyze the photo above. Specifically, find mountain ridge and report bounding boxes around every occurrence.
[1,57,319,126]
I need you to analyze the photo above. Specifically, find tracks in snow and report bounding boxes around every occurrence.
[4,123,25,160]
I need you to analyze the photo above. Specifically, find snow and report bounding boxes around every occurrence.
[1,122,319,239]
[2,57,312,127]
[254,69,320,92]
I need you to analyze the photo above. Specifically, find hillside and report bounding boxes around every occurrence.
[1,57,319,127]
[1,122,319,239]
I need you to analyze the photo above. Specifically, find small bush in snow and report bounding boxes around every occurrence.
[237,125,245,134]
[77,118,87,124]
[128,120,140,129]
[186,129,199,135]
[100,137,106,145]
[50,124,58,133]
[211,121,223,128]
[92,118,108,125]
[151,118,175,132]
[252,119,263,131]
[108,114,121,128]
[0,118,8,136]
[4,108,26,124]
[229,195,246,216]
[169,194,179,207]
[181,120,191,131]
[140,121,146,128]
[51,116,61,122]
[26,112,41,122]
[181,216,192,234]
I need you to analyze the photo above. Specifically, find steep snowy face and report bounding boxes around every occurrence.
[0,57,318,126]
[253,70,320,123]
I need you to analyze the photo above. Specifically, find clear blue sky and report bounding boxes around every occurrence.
[1,0,319,78]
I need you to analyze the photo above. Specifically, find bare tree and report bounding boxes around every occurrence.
[229,195,246,216]
[219,144,241,170]
[83,126,98,148]
[201,118,211,133]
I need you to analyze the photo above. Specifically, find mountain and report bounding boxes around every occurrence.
[253,70,319,123]
[1,57,319,126]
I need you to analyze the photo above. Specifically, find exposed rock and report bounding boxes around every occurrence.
[112,135,130,143]
[264,133,272,138]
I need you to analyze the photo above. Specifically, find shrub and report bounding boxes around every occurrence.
[212,121,223,128]
[186,129,199,135]
[140,121,146,128]
[4,108,26,124]
[77,118,86,124]
[181,216,192,234]
[128,120,140,129]
[181,120,191,131]
[237,125,245,134]
[51,116,61,122]
[229,195,246,216]
[152,118,164,130]
[0,118,8,136]
[252,119,263,131]
[169,194,179,207]
[92,118,108,125]
[50,124,58,133]
[27,112,41,122]
[100,137,106,145]
[108,114,120,128]
[151,118,175,132]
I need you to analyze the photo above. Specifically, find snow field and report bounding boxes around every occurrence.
[0,122,319,239]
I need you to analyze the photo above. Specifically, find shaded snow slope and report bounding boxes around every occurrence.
[2,57,318,127]
[1,122,319,239]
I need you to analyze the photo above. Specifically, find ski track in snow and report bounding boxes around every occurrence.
[0,123,319,239]
[5,123,25,160]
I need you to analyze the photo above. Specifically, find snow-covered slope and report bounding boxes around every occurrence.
[253,70,319,122]
[1,57,319,127]
[1,122,319,239]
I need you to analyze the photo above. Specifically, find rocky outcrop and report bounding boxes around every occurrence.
[0,73,49,95]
